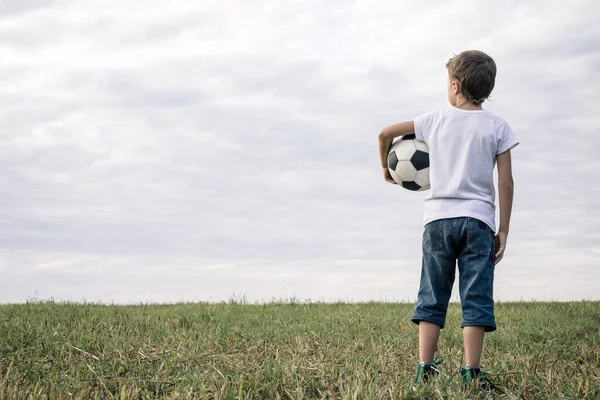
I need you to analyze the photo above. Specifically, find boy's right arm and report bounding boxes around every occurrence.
[378,121,415,184]
[495,149,515,265]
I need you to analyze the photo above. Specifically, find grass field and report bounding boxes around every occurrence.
[0,300,598,399]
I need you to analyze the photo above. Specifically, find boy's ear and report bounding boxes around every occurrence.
[452,80,461,96]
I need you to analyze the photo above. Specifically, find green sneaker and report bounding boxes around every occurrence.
[461,366,498,391]
[412,356,444,391]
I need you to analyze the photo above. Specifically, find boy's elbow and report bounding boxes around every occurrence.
[498,178,514,189]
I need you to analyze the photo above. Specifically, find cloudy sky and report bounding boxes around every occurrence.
[0,0,598,304]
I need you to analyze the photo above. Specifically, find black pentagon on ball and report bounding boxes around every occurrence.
[410,150,429,171]
[402,181,421,191]
[402,134,416,141]
[388,150,399,170]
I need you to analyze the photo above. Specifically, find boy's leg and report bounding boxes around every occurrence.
[458,218,496,366]
[419,321,441,363]
[411,219,457,363]
[463,326,485,367]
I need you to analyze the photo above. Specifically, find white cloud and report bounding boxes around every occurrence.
[0,0,599,303]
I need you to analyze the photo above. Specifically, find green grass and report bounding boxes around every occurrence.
[0,300,598,399]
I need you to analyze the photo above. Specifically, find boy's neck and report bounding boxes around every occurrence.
[454,97,483,111]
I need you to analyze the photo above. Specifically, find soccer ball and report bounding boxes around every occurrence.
[387,134,430,191]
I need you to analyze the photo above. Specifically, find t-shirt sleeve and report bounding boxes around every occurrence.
[414,110,440,142]
[494,117,520,155]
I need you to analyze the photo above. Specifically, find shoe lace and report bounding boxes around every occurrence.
[429,356,444,373]
[432,356,444,368]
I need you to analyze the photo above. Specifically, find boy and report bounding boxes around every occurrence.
[377,50,518,391]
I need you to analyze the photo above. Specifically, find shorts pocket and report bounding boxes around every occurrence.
[423,221,444,253]
[466,218,494,256]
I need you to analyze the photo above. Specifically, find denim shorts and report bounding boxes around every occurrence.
[411,217,497,332]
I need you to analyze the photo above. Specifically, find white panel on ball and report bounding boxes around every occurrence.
[389,169,402,184]
[414,140,429,153]
[414,168,430,187]
[395,160,417,181]
[391,140,416,159]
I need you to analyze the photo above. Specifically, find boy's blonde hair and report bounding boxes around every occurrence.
[446,50,496,105]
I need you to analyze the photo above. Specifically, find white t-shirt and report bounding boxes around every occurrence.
[414,107,519,232]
